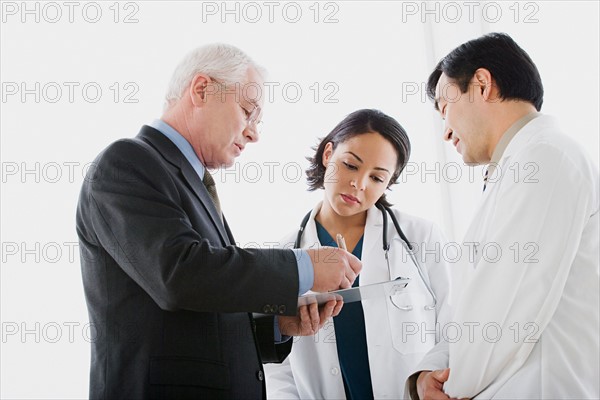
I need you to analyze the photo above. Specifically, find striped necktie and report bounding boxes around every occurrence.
[202,169,222,216]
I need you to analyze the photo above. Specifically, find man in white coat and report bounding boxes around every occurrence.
[407,33,600,399]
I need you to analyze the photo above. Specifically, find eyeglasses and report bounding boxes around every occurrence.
[240,102,263,134]
[207,76,264,135]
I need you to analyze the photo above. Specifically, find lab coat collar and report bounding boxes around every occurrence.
[363,204,385,260]
[482,115,558,198]
[299,202,322,248]
[501,114,558,160]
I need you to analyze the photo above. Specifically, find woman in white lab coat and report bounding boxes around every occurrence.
[264,109,453,399]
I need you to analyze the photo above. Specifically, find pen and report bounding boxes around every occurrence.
[336,234,347,251]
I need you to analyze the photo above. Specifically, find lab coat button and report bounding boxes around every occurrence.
[330,367,339,375]
[257,370,264,381]
[278,305,286,314]
[263,305,271,313]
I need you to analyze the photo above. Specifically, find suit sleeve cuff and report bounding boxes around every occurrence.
[407,372,421,400]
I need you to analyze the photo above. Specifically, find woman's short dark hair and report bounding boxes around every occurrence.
[426,32,544,111]
[306,109,411,208]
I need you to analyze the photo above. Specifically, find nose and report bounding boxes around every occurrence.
[243,125,259,143]
[443,122,453,142]
[350,174,368,191]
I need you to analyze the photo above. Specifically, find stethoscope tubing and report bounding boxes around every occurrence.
[377,203,437,311]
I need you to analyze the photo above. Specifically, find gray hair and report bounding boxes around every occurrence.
[164,43,266,109]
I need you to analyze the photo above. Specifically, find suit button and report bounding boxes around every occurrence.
[330,367,339,375]
[257,370,264,381]
[278,305,286,314]
[263,305,271,313]
[270,305,278,313]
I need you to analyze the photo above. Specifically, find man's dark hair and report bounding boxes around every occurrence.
[306,109,411,208]
[427,32,544,111]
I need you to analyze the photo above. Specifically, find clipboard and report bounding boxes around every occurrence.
[297,277,410,307]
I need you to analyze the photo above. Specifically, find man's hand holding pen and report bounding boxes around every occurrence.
[306,236,361,292]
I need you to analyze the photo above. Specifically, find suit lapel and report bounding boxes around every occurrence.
[136,125,230,245]
[223,217,235,245]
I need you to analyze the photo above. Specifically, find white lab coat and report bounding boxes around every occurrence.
[265,203,453,399]
[409,115,600,399]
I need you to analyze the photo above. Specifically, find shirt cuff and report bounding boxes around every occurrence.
[273,316,292,343]
[291,249,314,295]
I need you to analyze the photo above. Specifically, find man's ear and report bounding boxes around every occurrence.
[473,68,495,101]
[189,74,211,107]
[322,142,334,167]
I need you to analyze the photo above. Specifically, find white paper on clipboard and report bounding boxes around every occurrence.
[297,277,410,307]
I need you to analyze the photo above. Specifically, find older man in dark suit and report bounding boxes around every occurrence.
[76,43,361,399]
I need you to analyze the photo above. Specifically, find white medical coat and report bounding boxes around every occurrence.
[410,115,600,399]
[265,203,453,399]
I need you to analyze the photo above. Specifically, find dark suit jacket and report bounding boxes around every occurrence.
[76,126,298,399]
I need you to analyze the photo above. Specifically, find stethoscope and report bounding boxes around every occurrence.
[295,203,437,311]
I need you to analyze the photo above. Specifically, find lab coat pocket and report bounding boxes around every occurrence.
[386,292,436,355]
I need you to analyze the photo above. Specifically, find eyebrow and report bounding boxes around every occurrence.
[345,151,391,173]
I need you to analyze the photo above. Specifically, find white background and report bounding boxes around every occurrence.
[1,1,598,398]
